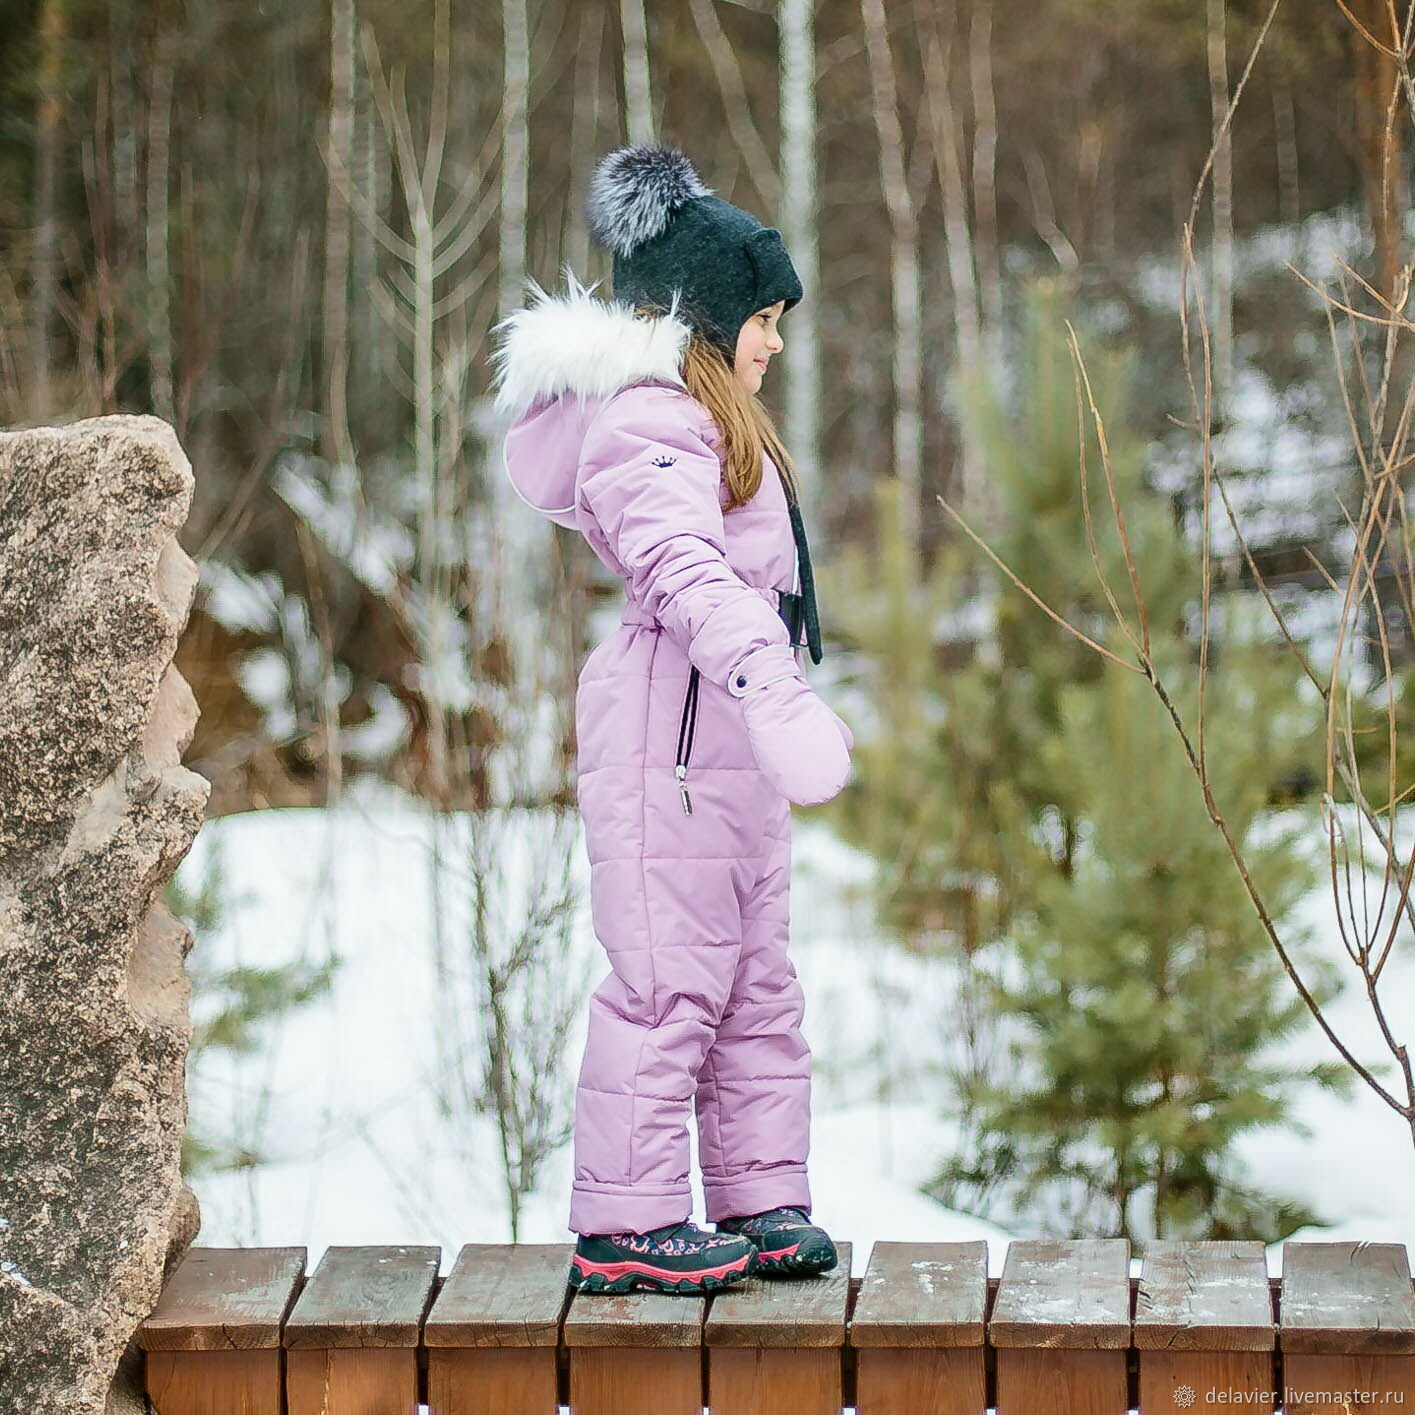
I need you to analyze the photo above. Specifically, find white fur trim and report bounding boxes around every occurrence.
[489,269,691,419]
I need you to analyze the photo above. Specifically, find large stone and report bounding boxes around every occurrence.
[0,416,208,1412]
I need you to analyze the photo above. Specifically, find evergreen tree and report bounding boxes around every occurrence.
[827,278,1349,1240]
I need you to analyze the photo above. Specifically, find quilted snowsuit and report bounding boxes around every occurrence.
[496,288,833,1236]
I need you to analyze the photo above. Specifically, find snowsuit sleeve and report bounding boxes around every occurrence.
[577,384,792,689]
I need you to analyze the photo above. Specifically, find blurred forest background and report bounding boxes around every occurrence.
[5,0,1415,1240]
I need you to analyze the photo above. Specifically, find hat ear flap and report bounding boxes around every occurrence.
[744,228,804,311]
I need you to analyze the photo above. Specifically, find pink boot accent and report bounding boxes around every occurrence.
[571,1252,752,1282]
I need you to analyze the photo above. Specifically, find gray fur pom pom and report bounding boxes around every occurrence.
[586,145,712,257]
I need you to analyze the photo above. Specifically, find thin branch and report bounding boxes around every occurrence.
[934,493,1141,672]
[1064,321,1151,660]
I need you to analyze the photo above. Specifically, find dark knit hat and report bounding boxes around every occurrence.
[586,145,803,360]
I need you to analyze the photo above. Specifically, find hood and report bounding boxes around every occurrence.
[490,273,692,529]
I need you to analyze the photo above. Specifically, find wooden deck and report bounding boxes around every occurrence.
[138,1237,1415,1412]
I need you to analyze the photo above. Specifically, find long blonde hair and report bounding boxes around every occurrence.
[638,306,801,513]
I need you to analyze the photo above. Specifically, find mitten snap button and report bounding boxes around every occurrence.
[735,674,747,687]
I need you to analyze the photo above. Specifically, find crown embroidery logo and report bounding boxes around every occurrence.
[651,454,677,467]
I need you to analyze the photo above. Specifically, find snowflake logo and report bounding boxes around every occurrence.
[651,454,677,467]
[1173,1385,1197,1409]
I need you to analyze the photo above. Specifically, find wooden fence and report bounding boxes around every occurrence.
[138,1238,1415,1414]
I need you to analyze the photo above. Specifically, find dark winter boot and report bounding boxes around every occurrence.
[569,1218,760,1294]
[713,1205,838,1275]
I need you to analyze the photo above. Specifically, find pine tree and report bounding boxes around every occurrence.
[826,278,1349,1240]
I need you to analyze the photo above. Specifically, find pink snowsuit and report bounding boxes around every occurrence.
[494,286,839,1236]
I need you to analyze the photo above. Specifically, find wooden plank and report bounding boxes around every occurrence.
[1282,1353,1415,1414]
[707,1347,841,1415]
[284,1245,440,1348]
[569,1346,701,1415]
[850,1241,987,1415]
[424,1250,568,1415]
[286,1348,420,1415]
[424,1245,570,1415]
[702,1241,851,1415]
[1280,1242,1415,1354]
[281,1246,438,1414]
[849,1241,987,1348]
[989,1239,1131,1349]
[144,1350,283,1415]
[854,1347,987,1415]
[1135,1239,1274,1350]
[427,1348,560,1415]
[991,1239,1130,1415]
[1135,1241,1276,1415]
[562,1280,705,1350]
[995,1349,1127,1415]
[1139,1350,1274,1415]
[703,1240,852,1348]
[422,1243,572,1347]
[563,1264,706,1415]
[139,1247,307,1351]
[1281,1242,1415,1412]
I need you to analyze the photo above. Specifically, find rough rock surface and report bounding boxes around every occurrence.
[0,416,208,1412]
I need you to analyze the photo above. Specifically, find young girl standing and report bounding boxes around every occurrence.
[492,145,853,1295]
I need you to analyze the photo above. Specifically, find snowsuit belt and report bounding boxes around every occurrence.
[618,584,810,651]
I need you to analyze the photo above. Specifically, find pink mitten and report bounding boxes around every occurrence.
[727,643,852,806]
[829,707,854,752]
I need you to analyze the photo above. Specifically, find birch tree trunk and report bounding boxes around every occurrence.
[1345,0,1410,666]
[33,0,65,417]
[351,0,509,807]
[1349,0,1407,307]
[1272,78,1300,226]
[968,0,1002,349]
[620,0,654,145]
[353,46,383,410]
[921,9,990,528]
[499,0,529,321]
[98,4,135,415]
[565,5,604,277]
[689,0,779,206]
[1205,0,1234,410]
[497,0,547,662]
[778,0,821,491]
[145,31,175,425]
[324,0,355,466]
[861,0,923,565]
[109,4,139,286]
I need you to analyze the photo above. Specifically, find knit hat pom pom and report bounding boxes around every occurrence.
[586,145,713,258]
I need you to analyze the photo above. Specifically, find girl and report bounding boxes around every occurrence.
[491,145,853,1295]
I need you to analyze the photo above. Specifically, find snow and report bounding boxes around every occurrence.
[270,453,414,598]
[199,561,284,636]
[178,776,1415,1285]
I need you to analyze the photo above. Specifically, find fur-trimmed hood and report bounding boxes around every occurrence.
[490,273,693,528]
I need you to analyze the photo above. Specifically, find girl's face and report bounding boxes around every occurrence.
[733,301,786,394]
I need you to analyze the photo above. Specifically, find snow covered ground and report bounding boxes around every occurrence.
[178,775,1415,1281]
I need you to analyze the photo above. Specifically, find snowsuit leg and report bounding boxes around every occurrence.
[569,851,748,1235]
[695,798,812,1223]
[568,622,812,1235]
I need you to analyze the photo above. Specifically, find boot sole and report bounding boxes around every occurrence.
[568,1251,757,1296]
[741,1237,839,1276]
